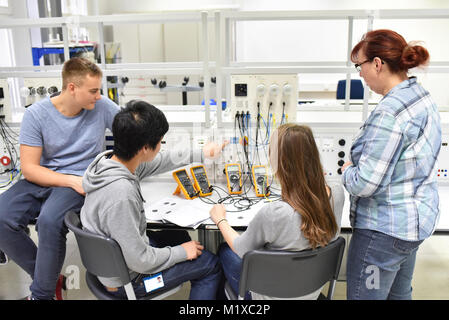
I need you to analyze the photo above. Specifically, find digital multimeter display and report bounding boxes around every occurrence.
[176,171,196,195]
[192,167,210,191]
[254,167,266,174]
[226,165,242,194]
[253,166,269,196]
[227,166,240,180]
[227,165,239,173]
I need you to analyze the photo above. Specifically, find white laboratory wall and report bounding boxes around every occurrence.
[240,0,449,10]
[0,29,14,67]
[92,0,449,107]
[95,0,225,105]
[0,0,9,14]
[95,0,239,14]
[233,1,449,106]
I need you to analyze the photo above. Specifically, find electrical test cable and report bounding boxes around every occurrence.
[0,119,21,188]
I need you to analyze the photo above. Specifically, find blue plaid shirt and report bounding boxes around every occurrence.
[343,77,441,241]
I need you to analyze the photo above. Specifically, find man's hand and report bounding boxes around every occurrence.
[181,240,204,260]
[20,144,86,195]
[67,175,86,196]
[202,140,229,160]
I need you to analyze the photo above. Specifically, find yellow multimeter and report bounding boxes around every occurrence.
[172,169,198,200]
[190,165,213,197]
[225,163,243,195]
[252,165,270,197]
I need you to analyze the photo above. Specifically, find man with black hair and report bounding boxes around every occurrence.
[80,100,224,299]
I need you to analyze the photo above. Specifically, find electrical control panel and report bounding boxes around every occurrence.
[213,123,355,186]
[313,131,354,183]
[230,74,298,124]
[21,78,62,107]
[436,134,449,185]
[0,79,12,122]
[0,137,13,174]
[0,123,19,175]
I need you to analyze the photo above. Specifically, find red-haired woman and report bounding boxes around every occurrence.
[209,124,345,300]
[341,29,441,300]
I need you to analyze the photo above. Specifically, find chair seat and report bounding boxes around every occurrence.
[224,281,237,300]
[227,237,346,300]
[85,272,182,300]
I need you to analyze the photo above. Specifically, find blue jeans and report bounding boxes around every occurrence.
[218,243,251,300]
[109,248,222,300]
[0,179,85,300]
[346,228,423,300]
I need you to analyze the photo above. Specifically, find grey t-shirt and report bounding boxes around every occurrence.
[19,96,119,176]
[233,182,345,300]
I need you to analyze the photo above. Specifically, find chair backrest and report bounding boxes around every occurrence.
[336,79,364,99]
[239,236,346,299]
[64,210,131,285]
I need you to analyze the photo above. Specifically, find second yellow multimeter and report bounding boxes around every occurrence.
[225,163,243,194]
[252,165,270,197]
[190,165,213,197]
[172,169,198,200]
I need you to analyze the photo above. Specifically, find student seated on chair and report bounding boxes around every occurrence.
[0,57,120,300]
[80,100,224,299]
[209,124,345,300]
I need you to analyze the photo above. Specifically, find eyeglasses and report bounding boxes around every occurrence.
[354,59,371,72]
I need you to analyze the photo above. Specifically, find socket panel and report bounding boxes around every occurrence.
[213,125,354,186]
[437,135,449,184]
[0,79,12,122]
[213,126,271,184]
[214,124,449,188]
[21,78,62,107]
[0,125,19,175]
[230,74,298,124]
[314,133,353,182]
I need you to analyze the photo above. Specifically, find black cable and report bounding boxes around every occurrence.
[0,119,19,173]
[255,102,262,165]
[281,101,286,124]
[0,120,20,188]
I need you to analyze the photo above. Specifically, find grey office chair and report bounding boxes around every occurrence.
[225,236,346,300]
[64,210,181,300]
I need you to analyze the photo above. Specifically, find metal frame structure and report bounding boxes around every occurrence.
[0,11,215,127]
[1,9,449,127]
[214,9,449,126]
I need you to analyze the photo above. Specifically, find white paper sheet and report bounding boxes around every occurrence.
[145,196,211,228]
[145,195,272,228]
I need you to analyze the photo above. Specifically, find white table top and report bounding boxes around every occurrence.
[141,178,449,232]
[141,179,269,228]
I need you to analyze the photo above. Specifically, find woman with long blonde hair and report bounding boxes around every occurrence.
[210,124,344,299]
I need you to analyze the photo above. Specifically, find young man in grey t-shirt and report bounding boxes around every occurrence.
[0,58,119,300]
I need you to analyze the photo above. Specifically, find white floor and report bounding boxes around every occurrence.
[0,227,448,300]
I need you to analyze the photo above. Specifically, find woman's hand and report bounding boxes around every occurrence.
[210,203,239,252]
[341,161,353,173]
[209,204,226,225]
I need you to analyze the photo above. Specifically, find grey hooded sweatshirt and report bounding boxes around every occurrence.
[80,148,203,288]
